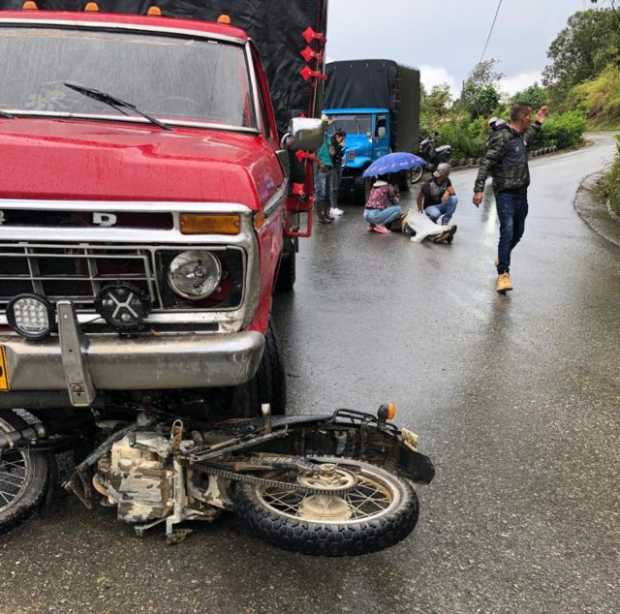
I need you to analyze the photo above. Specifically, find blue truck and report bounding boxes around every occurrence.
[323,59,421,202]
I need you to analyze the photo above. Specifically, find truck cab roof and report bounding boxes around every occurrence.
[0,10,249,42]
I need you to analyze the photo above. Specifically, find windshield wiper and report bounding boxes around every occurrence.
[64,83,171,130]
[0,110,15,119]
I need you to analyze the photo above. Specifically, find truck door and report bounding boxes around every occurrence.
[374,115,390,158]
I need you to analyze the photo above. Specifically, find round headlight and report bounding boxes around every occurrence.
[7,294,54,340]
[167,250,222,300]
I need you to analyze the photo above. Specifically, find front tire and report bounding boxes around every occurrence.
[230,322,286,417]
[233,457,419,556]
[0,411,49,535]
[275,251,296,293]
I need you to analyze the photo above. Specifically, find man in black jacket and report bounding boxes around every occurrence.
[473,104,549,293]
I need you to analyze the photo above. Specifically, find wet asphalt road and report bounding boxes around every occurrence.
[1,133,619,614]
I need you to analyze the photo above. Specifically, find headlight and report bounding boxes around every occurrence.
[167,250,222,300]
[95,284,151,332]
[7,294,54,340]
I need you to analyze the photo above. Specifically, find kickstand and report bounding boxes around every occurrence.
[134,517,167,537]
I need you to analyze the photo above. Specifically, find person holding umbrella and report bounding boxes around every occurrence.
[363,175,402,234]
[362,152,425,233]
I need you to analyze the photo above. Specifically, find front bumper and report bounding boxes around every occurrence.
[0,330,264,393]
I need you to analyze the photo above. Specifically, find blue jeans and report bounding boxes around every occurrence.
[425,196,458,224]
[496,191,529,274]
[363,206,402,226]
[330,166,342,208]
[314,168,331,202]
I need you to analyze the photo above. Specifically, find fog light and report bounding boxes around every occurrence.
[95,285,151,332]
[7,294,53,340]
[168,250,222,300]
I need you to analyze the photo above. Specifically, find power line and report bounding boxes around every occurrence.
[478,0,505,65]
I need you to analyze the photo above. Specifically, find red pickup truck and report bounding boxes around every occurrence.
[0,3,328,416]
[0,3,435,556]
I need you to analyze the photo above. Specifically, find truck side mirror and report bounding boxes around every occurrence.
[281,117,327,151]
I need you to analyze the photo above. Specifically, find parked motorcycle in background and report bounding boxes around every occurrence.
[409,134,453,184]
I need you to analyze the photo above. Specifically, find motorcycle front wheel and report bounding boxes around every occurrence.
[233,457,419,556]
[0,411,49,534]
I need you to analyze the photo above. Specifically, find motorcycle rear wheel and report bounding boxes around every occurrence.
[0,410,49,535]
[409,166,424,184]
[233,457,419,556]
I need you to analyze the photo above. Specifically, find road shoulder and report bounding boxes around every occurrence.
[573,172,620,248]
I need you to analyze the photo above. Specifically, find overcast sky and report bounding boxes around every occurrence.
[327,0,596,97]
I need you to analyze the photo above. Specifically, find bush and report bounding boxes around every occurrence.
[539,111,587,149]
[569,65,620,128]
[605,136,620,216]
[436,116,488,160]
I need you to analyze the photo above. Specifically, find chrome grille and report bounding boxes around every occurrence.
[0,242,246,316]
[0,243,158,310]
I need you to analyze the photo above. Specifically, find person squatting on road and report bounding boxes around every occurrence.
[363,177,401,234]
[473,104,549,293]
[315,134,335,224]
[329,129,346,217]
[417,162,458,242]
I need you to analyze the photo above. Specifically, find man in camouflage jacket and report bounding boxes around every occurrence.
[473,104,549,293]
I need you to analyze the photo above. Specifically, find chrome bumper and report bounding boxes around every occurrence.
[1,329,264,396]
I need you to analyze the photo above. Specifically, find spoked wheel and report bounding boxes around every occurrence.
[409,165,424,184]
[0,411,49,535]
[233,457,419,556]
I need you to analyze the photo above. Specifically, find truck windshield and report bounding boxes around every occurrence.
[329,115,372,135]
[0,27,255,129]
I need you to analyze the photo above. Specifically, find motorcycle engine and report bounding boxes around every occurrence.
[96,432,175,524]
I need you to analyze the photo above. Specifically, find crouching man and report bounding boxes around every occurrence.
[417,162,458,242]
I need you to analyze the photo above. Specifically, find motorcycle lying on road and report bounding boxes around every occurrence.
[409,134,453,184]
[0,403,434,556]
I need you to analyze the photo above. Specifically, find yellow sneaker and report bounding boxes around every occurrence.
[496,273,513,293]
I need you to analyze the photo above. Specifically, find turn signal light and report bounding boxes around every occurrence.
[22,1,38,9]
[217,14,232,24]
[147,6,162,16]
[386,403,397,421]
[253,211,265,230]
[84,2,99,11]
[180,213,241,235]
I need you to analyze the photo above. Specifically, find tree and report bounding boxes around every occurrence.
[424,84,452,116]
[512,83,547,109]
[542,9,619,97]
[460,59,503,118]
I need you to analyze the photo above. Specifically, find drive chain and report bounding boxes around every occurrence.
[196,463,357,497]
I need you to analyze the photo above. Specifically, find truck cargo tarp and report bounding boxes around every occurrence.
[324,59,420,152]
[0,0,328,135]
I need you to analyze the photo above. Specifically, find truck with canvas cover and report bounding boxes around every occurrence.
[323,59,421,201]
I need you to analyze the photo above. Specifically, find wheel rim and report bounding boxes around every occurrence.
[255,461,402,525]
[410,167,424,183]
[0,420,31,512]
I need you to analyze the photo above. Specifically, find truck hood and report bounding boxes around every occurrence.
[0,118,282,209]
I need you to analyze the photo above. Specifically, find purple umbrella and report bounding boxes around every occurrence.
[363,152,426,178]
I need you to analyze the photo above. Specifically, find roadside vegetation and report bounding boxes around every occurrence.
[602,136,620,216]
[420,6,619,161]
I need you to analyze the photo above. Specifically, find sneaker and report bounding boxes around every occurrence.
[372,224,391,234]
[330,207,344,217]
[496,272,513,293]
[318,214,333,224]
